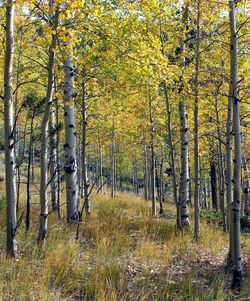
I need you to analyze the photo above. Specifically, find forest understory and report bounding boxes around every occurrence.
[0,184,249,301]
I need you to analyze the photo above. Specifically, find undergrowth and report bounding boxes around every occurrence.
[0,188,249,300]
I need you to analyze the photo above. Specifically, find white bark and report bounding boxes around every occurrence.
[50,103,59,212]
[111,119,116,199]
[82,80,90,214]
[163,84,181,228]
[38,7,57,241]
[229,0,242,288]
[63,53,79,222]
[179,100,190,227]
[178,4,190,228]
[194,0,201,239]
[4,0,18,257]
[149,94,156,216]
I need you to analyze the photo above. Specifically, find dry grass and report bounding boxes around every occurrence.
[0,186,249,300]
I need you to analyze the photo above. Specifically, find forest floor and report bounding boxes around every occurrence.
[0,185,249,301]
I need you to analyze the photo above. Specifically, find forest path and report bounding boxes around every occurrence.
[74,193,249,300]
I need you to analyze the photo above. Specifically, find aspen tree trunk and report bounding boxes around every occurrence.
[194,0,201,239]
[178,4,190,228]
[111,120,116,199]
[98,133,104,193]
[26,113,35,232]
[215,99,227,232]
[229,0,243,288]
[63,36,79,222]
[143,136,149,200]
[14,29,23,211]
[210,161,218,211]
[163,84,181,228]
[179,100,190,227]
[55,93,61,219]
[149,93,156,216]
[227,11,235,263]
[243,158,250,216]
[50,102,58,211]
[133,156,139,194]
[82,80,90,214]
[4,0,17,257]
[38,3,58,241]
[16,120,28,212]
[159,150,164,215]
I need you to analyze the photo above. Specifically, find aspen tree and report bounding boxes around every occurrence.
[149,90,157,217]
[111,118,116,199]
[229,0,243,288]
[38,0,58,241]
[163,84,181,228]
[63,45,80,222]
[81,80,90,214]
[194,0,201,239]
[50,102,59,212]
[178,4,190,228]
[4,0,18,257]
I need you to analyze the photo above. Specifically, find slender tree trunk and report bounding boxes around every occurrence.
[38,4,58,241]
[178,4,190,229]
[82,80,90,214]
[111,119,116,199]
[215,100,227,232]
[50,102,58,211]
[149,93,156,216]
[243,158,250,216]
[98,132,104,193]
[55,92,61,219]
[227,7,235,263]
[14,28,23,212]
[229,0,242,288]
[26,114,35,232]
[143,134,149,200]
[210,161,218,211]
[163,84,181,228]
[194,0,201,239]
[63,32,79,222]
[179,100,190,228]
[159,149,164,215]
[4,0,18,257]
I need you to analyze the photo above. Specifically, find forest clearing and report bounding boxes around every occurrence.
[0,0,250,300]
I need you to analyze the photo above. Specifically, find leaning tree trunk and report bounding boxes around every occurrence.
[63,51,79,222]
[38,6,58,241]
[4,0,18,257]
[229,0,242,289]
